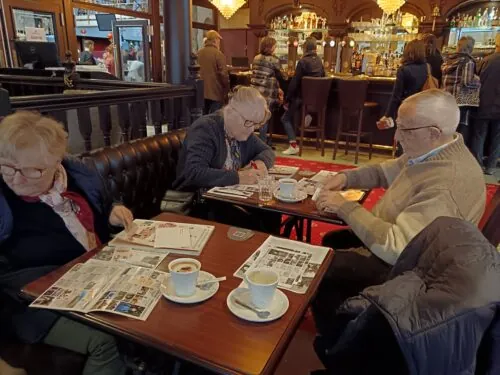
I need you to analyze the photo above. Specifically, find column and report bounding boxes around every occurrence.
[163,0,192,84]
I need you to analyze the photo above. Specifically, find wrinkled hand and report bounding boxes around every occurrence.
[316,191,348,215]
[376,116,394,130]
[238,169,263,185]
[109,205,134,231]
[323,173,347,192]
[252,160,268,175]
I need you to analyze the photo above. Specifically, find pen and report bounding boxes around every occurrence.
[250,161,258,170]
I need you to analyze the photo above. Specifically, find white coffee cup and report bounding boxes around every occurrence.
[168,258,201,297]
[245,268,279,309]
[279,178,297,199]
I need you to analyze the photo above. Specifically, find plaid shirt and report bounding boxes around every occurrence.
[251,54,283,107]
[442,53,480,102]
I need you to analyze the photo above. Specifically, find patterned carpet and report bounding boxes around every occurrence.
[275,156,499,246]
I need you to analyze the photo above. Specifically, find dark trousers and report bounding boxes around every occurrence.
[471,119,500,171]
[203,99,223,115]
[311,230,391,336]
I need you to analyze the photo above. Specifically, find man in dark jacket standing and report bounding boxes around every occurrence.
[197,30,229,114]
[471,34,500,175]
[281,37,325,155]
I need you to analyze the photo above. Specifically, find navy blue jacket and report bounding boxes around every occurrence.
[0,157,113,343]
[319,217,500,375]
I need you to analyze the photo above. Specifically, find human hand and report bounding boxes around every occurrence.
[238,169,261,185]
[252,160,268,175]
[316,191,348,215]
[278,89,284,104]
[283,102,289,111]
[376,116,394,130]
[109,205,134,231]
[323,173,347,192]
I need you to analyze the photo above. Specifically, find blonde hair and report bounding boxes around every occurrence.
[228,86,271,125]
[399,89,460,136]
[0,111,68,161]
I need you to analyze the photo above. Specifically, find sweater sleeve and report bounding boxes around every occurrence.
[244,134,275,169]
[182,124,239,188]
[337,189,460,265]
[343,157,405,190]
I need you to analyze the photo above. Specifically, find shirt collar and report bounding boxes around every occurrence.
[407,135,458,166]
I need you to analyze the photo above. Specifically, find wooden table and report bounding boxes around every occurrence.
[22,213,334,375]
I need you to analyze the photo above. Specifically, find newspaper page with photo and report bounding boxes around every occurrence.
[268,165,300,179]
[234,236,331,294]
[92,246,168,269]
[30,260,166,321]
[109,219,214,256]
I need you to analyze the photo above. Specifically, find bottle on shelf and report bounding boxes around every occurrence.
[475,9,482,27]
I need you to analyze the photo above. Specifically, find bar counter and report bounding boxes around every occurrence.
[229,71,396,150]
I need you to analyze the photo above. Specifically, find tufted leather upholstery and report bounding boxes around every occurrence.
[81,129,186,220]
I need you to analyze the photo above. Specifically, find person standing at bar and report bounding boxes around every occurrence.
[281,37,325,155]
[471,34,500,175]
[251,37,286,144]
[198,30,229,114]
[79,40,97,65]
[442,36,481,147]
[423,34,443,84]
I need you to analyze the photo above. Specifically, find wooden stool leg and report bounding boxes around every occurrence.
[345,112,349,155]
[369,132,373,160]
[299,105,305,157]
[321,108,326,157]
[355,109,363,164]
[333,108,342,160]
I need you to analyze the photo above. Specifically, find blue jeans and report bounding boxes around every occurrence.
[281,109,297,142]
[471,119,500,170]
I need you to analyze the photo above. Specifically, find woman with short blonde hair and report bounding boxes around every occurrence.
[0,111,132,374]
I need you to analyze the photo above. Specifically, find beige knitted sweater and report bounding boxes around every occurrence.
[339,135,486,265]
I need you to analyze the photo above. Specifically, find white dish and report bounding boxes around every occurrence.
[161,271,219,304]
[226,287,289,323]
[273,188,308,203]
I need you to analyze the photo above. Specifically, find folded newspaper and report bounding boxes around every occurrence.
[234,236,331,294]
[109,219,214,256]
[30,259,166,321]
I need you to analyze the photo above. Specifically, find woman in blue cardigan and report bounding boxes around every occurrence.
[0,111,133,375]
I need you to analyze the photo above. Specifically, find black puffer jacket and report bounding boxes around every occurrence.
[286,52,325,102]
[316,217,500,375]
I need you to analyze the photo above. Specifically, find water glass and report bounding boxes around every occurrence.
[258,176,274,202]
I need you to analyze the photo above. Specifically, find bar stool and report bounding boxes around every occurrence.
[333,79,377,164]
[298,77,334,157]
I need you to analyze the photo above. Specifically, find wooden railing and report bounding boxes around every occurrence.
[3,54,203,154]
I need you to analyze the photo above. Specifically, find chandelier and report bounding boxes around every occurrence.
[377,0,406,15]
[209,0,247,19]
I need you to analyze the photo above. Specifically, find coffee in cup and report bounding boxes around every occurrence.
[279,178,297,199]
[168,258,201,297]
[245,268,279,309]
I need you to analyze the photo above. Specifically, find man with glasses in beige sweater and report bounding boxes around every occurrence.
[313,89,486,335]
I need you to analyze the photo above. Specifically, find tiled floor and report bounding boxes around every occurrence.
[273,142,500,185]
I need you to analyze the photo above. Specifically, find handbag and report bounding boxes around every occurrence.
[422,64,439,91]
[160,190,197,215]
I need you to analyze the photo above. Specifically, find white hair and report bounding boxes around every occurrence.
[398,89,460,137]
[227,86,270,124]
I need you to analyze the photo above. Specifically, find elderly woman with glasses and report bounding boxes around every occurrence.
[174,85,274,191]
[0,112,132,374]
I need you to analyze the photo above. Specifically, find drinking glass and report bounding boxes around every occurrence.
[258,176,274,202]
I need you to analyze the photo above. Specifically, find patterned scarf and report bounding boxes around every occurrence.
[38,165,98,251]
[223,133,242,171]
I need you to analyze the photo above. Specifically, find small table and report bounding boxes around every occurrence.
[22,213,334,375]
[203,174,369,243]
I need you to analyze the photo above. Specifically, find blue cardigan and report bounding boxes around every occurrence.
[173,112,275,191]
[0,156,113,343]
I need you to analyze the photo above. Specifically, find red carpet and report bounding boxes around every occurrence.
[276,156,499,246]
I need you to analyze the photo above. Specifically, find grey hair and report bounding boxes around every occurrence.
[457,36,475,54]
[398,89,460,137]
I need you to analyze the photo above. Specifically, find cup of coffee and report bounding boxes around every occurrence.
[279,178,297,199]
[168,258,201,297]
[245,268,279,309]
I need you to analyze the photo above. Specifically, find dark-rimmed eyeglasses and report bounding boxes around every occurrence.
[0,165,48,179]
[396,125,442,132]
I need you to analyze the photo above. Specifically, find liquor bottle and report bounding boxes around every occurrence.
[450,16,456,28]
[475,9,482,27]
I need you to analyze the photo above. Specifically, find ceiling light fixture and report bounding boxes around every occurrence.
[376,0,406,15]
[209,0,247,19]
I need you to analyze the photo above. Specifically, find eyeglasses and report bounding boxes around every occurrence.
[396,125,442,132]
[229,103,270,129]
[0,165,48,179]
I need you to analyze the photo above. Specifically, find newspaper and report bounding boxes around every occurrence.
[92,246,168,269]
[109,219,214,256]
[310,170,339,184]
[30,260,166,321]
[268,165,300,179]
[206,187,253,199]
[234,236,330,294]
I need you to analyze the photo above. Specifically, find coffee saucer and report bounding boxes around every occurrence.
[161,271,219,304]
[226,288,289,323]
[273,188,308,203]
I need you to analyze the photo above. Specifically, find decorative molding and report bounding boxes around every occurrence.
[258,0,265,15]
[333,0,346,17]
